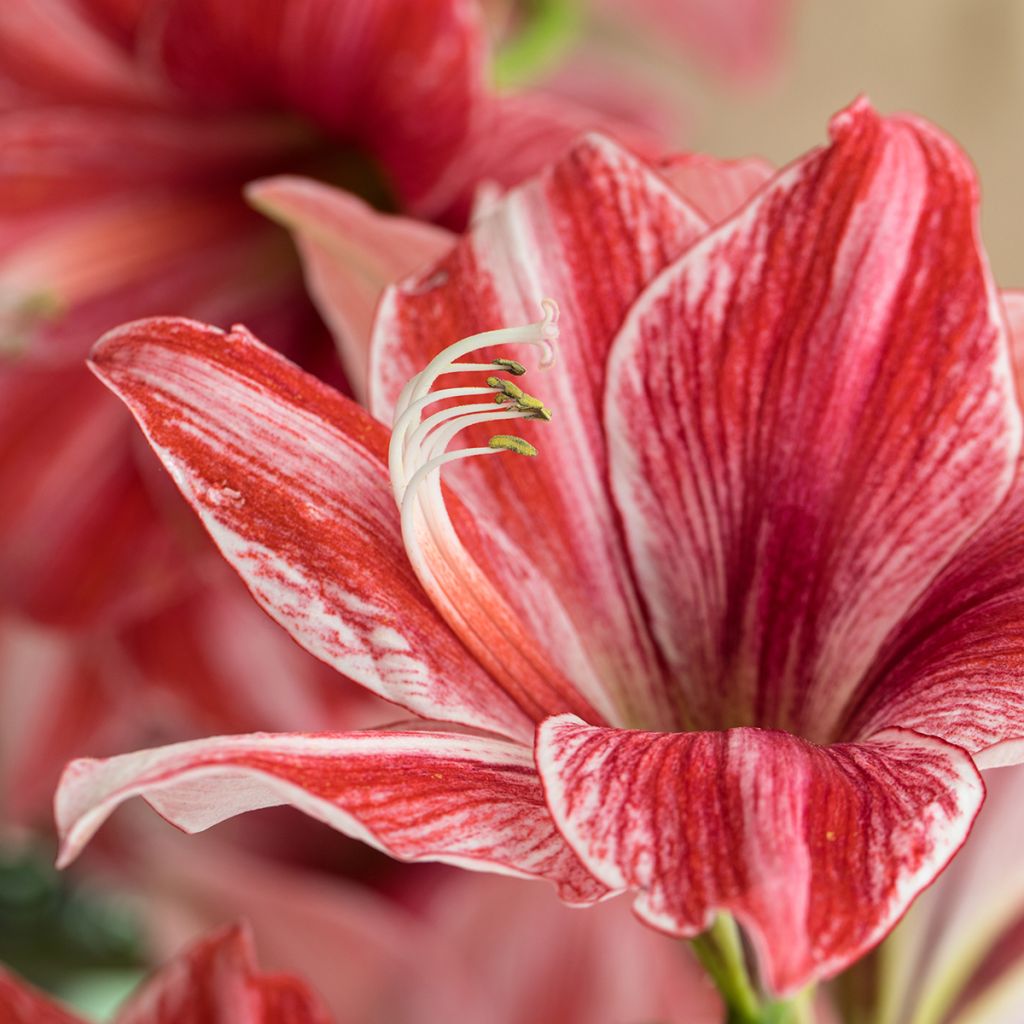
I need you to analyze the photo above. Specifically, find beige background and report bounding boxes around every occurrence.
[598,0,1024,284]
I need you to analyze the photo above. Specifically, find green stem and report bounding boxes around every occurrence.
[690,916,763,1023]
[493,0,581,90]
[689,916,815,1024]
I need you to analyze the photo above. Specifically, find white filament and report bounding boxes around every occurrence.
[387,300,558,586]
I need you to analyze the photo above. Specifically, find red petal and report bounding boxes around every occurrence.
[0,616,135,823]
[247,176,453,403]
[0,968,84,1023]
[88,317,529,738]
[55,729,605,903]
[0,364,187,627]
[2,193,296,364]
[372,133,708,729]
[116,923,331,1024]
[605,98,1021,737]
[151,0,486,211]
[842,292,1024,763]
[658,152,773,224]
[0,107,308,214]
[117,564,391,735]
[536,715,984,995]
[416,90,666,224]
[0,0,160,106]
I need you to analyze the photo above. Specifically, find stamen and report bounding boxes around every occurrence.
[488,434,538,456]
[492,358,527,376]
[387,299,558,587]
[381,297,604,728]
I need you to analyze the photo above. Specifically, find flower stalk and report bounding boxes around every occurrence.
[691,916,814,1024]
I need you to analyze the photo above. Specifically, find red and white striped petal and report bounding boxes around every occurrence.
[845,293,1024,763]
[55,729,606,903]
[605,99,1021,738]
[115,924,332,1024]
[657,152,773,224]
[247,176,453,402]
[536,715,984,995]
[88,317,529,739]
[845,464,1024,765]
[372,134,709,730]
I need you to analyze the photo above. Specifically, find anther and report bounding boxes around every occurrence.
[492,358,527,376]
[388,298,558,517]
[488,435,538,457]
[487,376,525,402]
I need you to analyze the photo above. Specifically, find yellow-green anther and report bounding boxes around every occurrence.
[489,434,538,457]
[492,358,527,376]
[486,376,525,401]
[515,391,545,412]
[525,405,552,422]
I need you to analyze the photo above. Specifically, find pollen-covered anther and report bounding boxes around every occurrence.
[492,357,527,376]
[488,434,538,457]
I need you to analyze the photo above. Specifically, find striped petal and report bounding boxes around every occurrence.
[845,291,1024,763]
[415,90,665,225]
[536,715,984,995]
[247,176,453,403]
[88,317,529,739]
[605,99,1021,737]
[55,729,605,903]
[371,133,708,730]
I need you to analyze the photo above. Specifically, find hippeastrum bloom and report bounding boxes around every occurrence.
[54,99,1024,999]
[0,922,331,1023]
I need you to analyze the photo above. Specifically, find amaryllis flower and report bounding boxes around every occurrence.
[0,922,330,1023]
[54,99,1024,1000]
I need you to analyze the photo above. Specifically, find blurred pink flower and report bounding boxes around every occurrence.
[590,0,792,83]
[54,97,1024,999]
[0,922,331,1023]
[99,817,723,1024]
